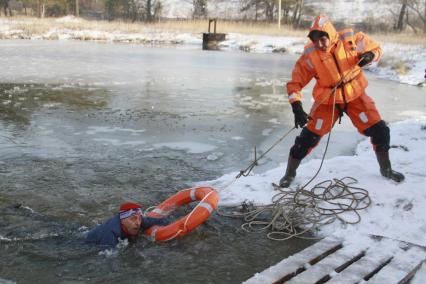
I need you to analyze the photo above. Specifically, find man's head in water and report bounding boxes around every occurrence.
[119,202,143,236]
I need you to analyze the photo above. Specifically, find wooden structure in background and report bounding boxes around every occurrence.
[202,19,226,50]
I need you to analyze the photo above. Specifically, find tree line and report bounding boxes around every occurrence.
[0,0,164,20]
[393,0,426,34]
[0,0,425,33]
[0,0,310,27]
[240,0,306,27]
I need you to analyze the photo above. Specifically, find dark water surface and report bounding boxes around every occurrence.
[0,40,425,283]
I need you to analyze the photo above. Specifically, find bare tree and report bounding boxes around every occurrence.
[129,0,138,22]
[242,0,304,24]
[407,0,426,33]
[39,0,46,17]
[291,0,304,27]
[146,0,152,21]
[254,0,258,21]
[153,0,162,20]
[0,0,11,16]
[264,0,275,21]
[396,0,408,31]
[193,0,207,19]
[139,0,163,22]
[241,0,276,22]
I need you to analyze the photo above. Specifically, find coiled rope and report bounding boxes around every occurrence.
[219,60,372,240]
[220,177,371,241]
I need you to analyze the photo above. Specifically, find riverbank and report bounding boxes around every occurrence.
[1,16,426,86]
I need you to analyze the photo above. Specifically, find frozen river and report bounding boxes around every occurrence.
[0,40,425,283]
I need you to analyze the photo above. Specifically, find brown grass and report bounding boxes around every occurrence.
[375,33,426,47]
[2,16,425,46]
[1,16,305,36]
[391,61,412,75]
[378,57,413,75]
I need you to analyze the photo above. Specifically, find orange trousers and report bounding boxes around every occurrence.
[306,94,382,137]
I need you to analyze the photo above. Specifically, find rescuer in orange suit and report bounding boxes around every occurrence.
[279,15,405,187]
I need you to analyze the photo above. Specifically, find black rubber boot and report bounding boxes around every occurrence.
[279,156,301,188]
[375,151,405,182]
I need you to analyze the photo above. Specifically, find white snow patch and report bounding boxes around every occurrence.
[231,136,244,141]
[268,118,281,125]
[262,128,272,136]
[92,138,146,146]
[154,141,216,154]
[86,126,146,135]
[0,278,15,284]
[55,16,82,24]
[206,152,223,161]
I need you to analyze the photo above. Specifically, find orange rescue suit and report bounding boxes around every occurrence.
[286,15,383,136]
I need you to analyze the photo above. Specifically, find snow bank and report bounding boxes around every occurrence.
[205,117,426,247]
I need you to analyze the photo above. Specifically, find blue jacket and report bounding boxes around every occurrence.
[85,214,168,248]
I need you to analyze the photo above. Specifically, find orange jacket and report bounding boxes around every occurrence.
[287,15,382,105]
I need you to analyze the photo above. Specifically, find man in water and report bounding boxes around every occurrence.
[279,15,405,187]
[86,202,168,248]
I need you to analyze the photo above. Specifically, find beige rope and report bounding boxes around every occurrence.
[219,177,371,241]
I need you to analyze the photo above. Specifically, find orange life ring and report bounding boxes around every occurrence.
[144,186,219,242]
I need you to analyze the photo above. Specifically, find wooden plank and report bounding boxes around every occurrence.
[366,246,426,284]
[286,245,365,284]
[326,248,393,283]
[243,236,343,284]
[245,235,426,284]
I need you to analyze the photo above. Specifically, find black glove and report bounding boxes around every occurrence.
[358,51,375,67]
[291,101,309,128]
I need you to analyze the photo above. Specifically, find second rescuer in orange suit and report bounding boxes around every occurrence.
[279,15,405,187]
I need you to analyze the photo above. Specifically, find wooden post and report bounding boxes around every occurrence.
[76,0,79,17]
[278,0,281,29]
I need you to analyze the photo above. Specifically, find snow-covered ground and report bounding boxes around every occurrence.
[206,117,426,282]
[0,16,425,86]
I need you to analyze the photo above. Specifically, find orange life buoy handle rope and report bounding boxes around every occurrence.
[144,186,219,242]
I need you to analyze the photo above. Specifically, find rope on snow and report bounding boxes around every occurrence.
[218,177,371,241]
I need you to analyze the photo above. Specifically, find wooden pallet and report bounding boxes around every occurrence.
[244,236,426,284]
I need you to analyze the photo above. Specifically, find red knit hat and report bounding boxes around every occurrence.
[119,202,141,212]
[119,202,142,219]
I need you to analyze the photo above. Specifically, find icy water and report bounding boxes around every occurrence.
[0,40,425,284]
